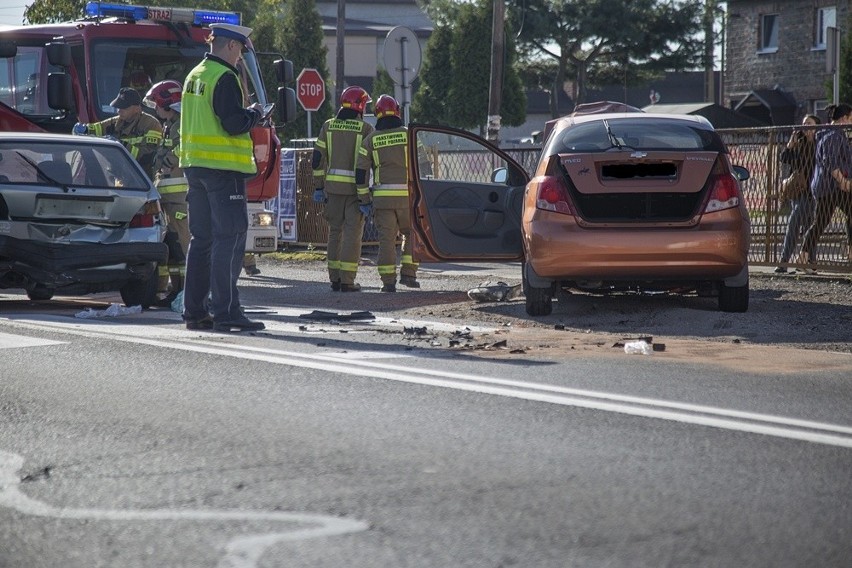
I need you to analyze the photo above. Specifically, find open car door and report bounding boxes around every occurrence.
[407,124,529,262]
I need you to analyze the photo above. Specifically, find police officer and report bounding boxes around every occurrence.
[312,86,374,292]
[179,22,266,332]
[143,79,190,306]
[73,87,162,178]
[355,95,418,292]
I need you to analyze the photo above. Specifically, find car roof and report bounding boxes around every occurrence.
[0,132,123,145]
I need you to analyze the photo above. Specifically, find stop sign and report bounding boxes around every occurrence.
[296,68,325,112]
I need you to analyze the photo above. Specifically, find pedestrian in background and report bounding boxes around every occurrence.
[355,94,418,292]
[775,114,820,273]
[73,87,162,178]
[799,104,852,274]
[143,79,190,305]
[179,22,266,332]
[312,86,374,292]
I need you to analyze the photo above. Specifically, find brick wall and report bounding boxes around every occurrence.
[726,0,848,120]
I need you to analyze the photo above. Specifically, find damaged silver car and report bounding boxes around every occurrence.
[0,133,167,307]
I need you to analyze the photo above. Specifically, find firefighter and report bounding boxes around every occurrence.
[73,87,162,179]
[144,79,190,306]
[312,85,374,292]
[355,95,418,292]
[179,22,266,332]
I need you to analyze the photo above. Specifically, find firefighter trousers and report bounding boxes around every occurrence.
[374,206,417,285]
[324,193,364,285]
[157,190,190,294]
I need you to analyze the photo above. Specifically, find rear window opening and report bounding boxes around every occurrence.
[601,162,677,180]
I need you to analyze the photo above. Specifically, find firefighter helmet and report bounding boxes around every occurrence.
[373,94,401,119]
[144,80,183,111]
[339,86,370,114]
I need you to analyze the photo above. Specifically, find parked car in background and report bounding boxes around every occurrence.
[0,133,167,307]
[408,102,751,316]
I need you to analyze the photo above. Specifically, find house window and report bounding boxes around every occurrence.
[815,6,836,50]
[759,14,779,53]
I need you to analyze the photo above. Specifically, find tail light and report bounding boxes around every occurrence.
[130,200,163,228]
[704,159,742,213]
[533,175,574,215]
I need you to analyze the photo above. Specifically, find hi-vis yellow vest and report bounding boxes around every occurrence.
[179,59,256,174]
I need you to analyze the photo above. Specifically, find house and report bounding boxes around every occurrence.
[725,0,848,124]
[315,0,433,101]
[640,102,767,129]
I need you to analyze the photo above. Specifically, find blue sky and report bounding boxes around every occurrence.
[0,1,28,26]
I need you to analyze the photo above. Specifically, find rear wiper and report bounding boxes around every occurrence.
[15,151,70,192]
[603,120,634,150]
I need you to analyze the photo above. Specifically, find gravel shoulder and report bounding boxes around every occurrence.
[247,254,852,371]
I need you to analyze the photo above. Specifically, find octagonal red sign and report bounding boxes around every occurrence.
[296,68,325,112]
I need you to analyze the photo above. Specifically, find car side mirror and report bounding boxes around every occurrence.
[491,167,508,184]
[733,165,750,182]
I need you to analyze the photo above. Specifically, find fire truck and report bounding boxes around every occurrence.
[0,2,295,253]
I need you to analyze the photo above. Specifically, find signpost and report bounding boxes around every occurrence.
[383,26,421,124]
[296,68,325,137]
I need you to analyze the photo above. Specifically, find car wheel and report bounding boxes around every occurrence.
[26,286,54,301]
[718,279,749,312]
[120,265,158,309]
[522,262,553,316]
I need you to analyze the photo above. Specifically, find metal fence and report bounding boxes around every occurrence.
[720,124,851,273]
[286,129,852,274]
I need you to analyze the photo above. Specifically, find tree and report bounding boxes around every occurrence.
[24,0,85,24]
[509,0,703,111]
[371,67,396,100]
[275,0,332,141]
[416,0,525,130]
[411,24,454,124]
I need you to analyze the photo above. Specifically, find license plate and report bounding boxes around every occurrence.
[36,197,110,219]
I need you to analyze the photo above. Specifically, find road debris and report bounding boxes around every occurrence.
[467,281,523,302]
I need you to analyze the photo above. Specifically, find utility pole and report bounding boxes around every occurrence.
[336,0,346,106]
[487,0,504,143]
[703,0,716,103]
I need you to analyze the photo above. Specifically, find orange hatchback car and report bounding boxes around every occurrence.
[407,104,751,316]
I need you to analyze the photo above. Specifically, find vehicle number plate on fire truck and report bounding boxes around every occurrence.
[147,8,172,20]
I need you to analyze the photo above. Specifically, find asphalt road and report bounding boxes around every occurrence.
[1,259,851,567]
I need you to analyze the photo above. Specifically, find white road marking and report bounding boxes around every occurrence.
[0,331,65,349]
[3,315,852,449]
[0,450,368,568]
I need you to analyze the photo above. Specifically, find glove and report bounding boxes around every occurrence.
[72,123,88,136]
[313,188,326,203]
[359,203,372,216]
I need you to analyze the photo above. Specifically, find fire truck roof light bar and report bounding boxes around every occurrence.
[84,2,241,26]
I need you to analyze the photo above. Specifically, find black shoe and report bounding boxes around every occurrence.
[340,282,362,292]
[399,276,420,288]
[773,266,788,274]
[381,283,396,293]
[185,315,214,330]
[213,317,266,332]
[331,280,341,291]
[155,290,179,307]
[244,266,261,276]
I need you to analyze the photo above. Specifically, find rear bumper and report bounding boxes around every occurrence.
[0,237,168,271]
[525,211,750,281]
[0,236,168,291]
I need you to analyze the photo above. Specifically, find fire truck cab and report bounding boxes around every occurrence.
[0,2,296,253]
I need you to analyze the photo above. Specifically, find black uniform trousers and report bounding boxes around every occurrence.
[183,166,249,324]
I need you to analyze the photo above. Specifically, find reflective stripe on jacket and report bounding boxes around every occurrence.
[356,126,409,207]
[313,118,373,194]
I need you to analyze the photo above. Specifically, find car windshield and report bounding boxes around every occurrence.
[0,141,151,190]
[549,118,724,154]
